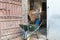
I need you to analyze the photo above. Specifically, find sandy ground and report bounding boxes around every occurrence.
[11,27,47,40]
[30,33,47,40]
[11,34,46,40]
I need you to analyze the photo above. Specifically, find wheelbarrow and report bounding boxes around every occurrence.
[19,22,42,40]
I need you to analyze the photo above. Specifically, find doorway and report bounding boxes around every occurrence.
[28,0,47,40]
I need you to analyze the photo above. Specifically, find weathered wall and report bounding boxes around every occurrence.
[47,0,60,40]
[0,0,28,40]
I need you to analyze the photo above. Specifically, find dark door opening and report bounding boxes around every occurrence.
[28,0,47,38]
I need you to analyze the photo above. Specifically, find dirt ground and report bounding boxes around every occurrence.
[11,27,47,40]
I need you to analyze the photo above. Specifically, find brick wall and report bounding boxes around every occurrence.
[0,0,28,40]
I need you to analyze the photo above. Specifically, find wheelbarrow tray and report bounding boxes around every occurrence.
[20,24,37,31]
